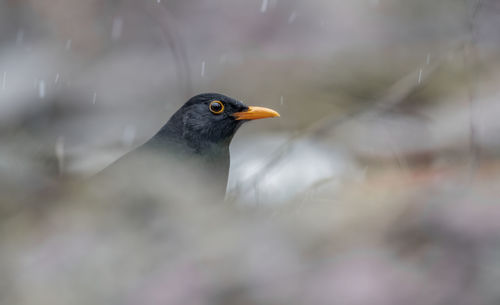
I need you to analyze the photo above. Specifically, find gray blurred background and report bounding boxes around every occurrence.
[1,0,500,304]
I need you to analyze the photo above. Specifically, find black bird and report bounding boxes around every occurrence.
[96,93,279,202]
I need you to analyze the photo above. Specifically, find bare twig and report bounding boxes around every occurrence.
[464,0,483,175]
[232,52,449,198]
[143,1,193,98]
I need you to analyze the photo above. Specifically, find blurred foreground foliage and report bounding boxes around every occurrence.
[1,0,500,304]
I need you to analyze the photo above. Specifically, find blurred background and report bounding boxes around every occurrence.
[1,0,500,304]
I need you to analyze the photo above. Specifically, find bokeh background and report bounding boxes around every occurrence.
[2,0,500,304]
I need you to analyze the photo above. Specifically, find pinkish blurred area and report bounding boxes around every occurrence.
[1,0,500,304]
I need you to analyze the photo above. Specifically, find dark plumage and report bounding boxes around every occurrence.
[96,93,279,202]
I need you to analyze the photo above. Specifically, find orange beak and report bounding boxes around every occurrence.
[233,106,280,121]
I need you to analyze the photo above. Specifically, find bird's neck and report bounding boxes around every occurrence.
[152,118,232,156]
[137,121,232,201]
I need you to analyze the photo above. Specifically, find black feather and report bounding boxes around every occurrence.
[95,93,250,203]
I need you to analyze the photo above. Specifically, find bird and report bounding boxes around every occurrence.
[94,93,280,203]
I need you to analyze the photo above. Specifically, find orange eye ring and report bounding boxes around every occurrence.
[209,100,224,114]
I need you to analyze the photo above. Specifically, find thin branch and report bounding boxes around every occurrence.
[464,0,483,175]
[231,51,451,198]
[143,2,193,98]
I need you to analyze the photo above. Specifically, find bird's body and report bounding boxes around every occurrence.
[94,93,279,203]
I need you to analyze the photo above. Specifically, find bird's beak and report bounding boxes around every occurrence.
[233,106,280,121]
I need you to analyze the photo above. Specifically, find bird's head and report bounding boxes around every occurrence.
[168,93,280,150]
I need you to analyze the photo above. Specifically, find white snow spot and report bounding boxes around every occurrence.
[112,17,123,41]
[38,80,46,99]
[229,136,358,205]
[288,11,297,24]
[260,0,268,12]
[201,61,206,77]
[418,68,423,84]
[122,125,136,147]
[54,73,60,84]
[280,96,284,105]
[92,92,97,104]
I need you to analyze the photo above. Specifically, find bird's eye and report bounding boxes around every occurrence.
[209,100,224,114]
